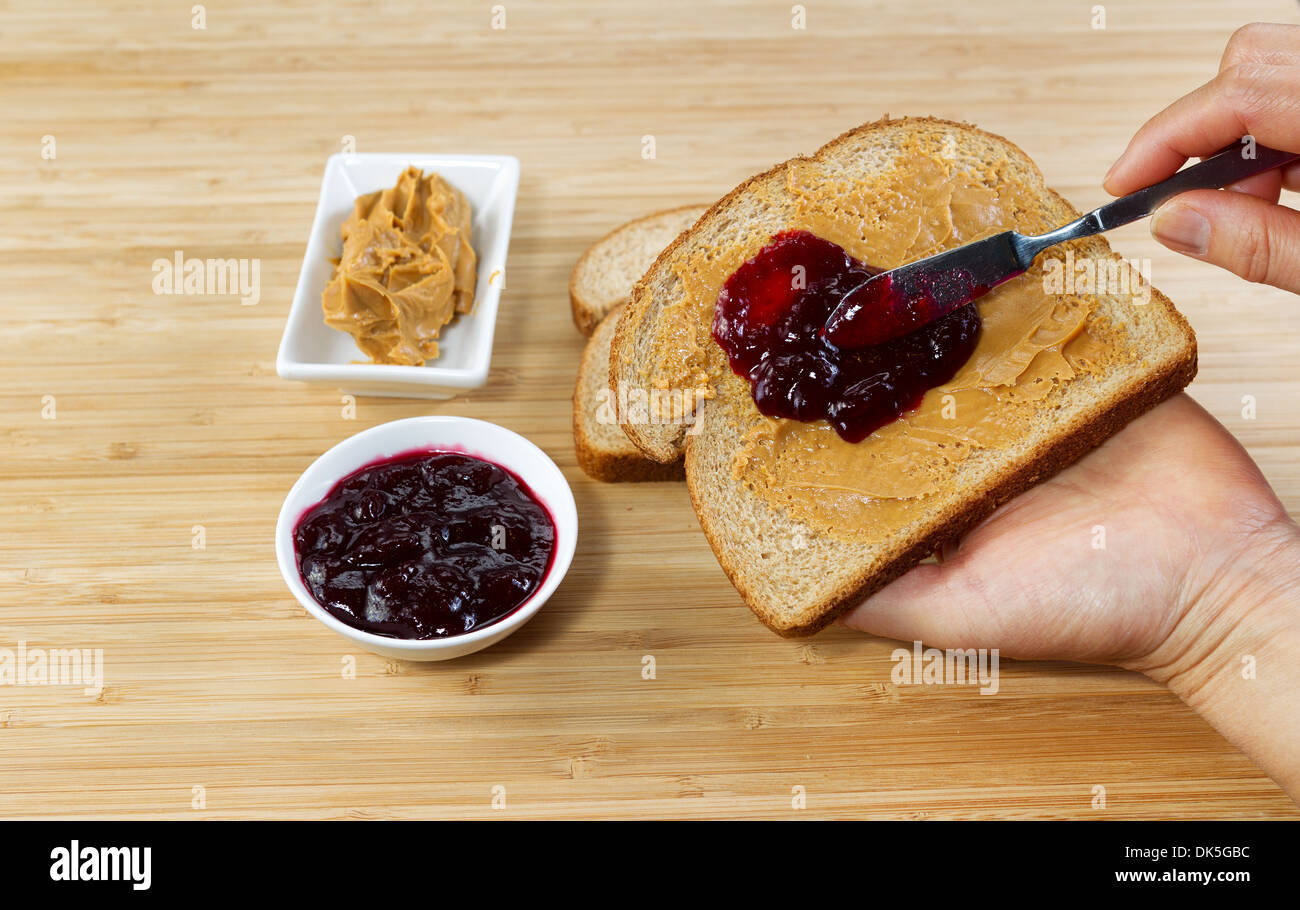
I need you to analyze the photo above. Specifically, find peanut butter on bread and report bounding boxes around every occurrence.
[646,142,1127,539]
[322,166,476,366]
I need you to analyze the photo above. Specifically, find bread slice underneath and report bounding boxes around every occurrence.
[612,116,1197,636]
[573,305,684,482]
[570,204,708,335]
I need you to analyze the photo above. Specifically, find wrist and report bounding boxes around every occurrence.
[1127,514,1300,799]
[1130,515,1300,694]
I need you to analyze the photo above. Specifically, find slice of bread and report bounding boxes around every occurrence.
[573,304,685,482]
[612,116,1197,636]
[570,204,709,335]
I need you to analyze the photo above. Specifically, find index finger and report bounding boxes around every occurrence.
[1103,63,1300,196]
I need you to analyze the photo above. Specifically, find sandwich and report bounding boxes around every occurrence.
[609,116,1197,636]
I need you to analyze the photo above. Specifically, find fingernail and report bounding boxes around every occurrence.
[1102,156,1126,194]
[1151,202,1209,256]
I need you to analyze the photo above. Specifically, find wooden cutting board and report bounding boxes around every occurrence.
[1,0,1296,818]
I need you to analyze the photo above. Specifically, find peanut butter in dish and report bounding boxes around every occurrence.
[321,166,477,366]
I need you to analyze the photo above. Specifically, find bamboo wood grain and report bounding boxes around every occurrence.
[0,0,1297,818]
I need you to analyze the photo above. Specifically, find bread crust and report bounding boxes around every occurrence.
[575,443,684,482]
[573,307,685,482]
[569,203,710,336]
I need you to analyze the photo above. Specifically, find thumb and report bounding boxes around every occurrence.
[838,559,997,649]
[1150,188,1300,293]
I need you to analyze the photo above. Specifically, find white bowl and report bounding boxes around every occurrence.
[274,416,577,661]
[276,153,520,399]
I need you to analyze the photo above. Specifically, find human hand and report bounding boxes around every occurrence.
[840,394,1300,798]
[840,393,1298,669]
[1103,22,1300,292]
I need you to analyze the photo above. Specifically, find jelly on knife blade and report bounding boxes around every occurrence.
[822,266,998,349]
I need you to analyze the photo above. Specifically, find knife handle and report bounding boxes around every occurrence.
[1015,140,1300,265]
[1093,141,1299,231]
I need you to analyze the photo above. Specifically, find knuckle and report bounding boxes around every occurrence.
[1223,23,1269,63]
[1217,63,1271,116]
[1233,218,1274,285]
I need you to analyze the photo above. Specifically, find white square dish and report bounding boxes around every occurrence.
[276,153,519,399]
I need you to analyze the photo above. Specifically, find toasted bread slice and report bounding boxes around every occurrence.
[570,204,709,335]
[574,305,684,482]
[612,116,1197,636]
